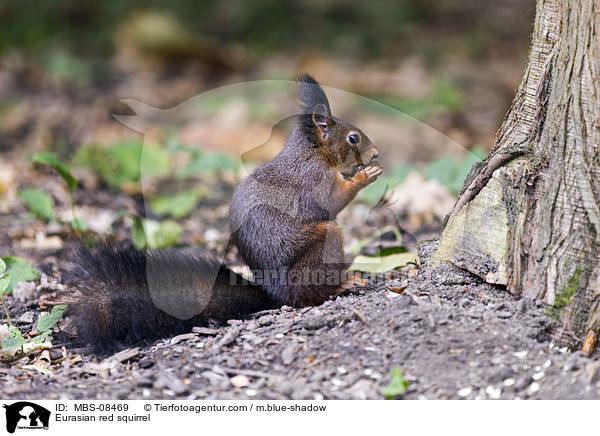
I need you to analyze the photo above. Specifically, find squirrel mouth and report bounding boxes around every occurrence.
[349,157,378,177]
[355,157,378,170]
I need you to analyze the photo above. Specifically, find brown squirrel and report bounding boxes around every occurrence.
[60,74,381,351]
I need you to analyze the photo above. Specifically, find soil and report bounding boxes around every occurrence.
[1,240,598,400]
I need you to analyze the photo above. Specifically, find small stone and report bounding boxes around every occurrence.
[257,316,274,327]
[18,312,35,323]
[230,375,250,388]
[502,378,516,387]
[246,389,258,397]
[303,317,325,330]
[347,379,373,400]
[155,371,188,395]
[543,359,552,369]
[204,228,220,242]
[49,349,63,360]
[12,282,37,302]
[138,359,155,369]
[485,386,502,399]
[457,387,472,398]
[532,371,545,381]
[331,378,344,387]
[513,350,528,359]
[202,371,229,389]
[527,382,540,394]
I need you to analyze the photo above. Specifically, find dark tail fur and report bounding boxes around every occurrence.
[61,243,278,352]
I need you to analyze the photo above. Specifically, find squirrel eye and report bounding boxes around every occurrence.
[346,132,361,145]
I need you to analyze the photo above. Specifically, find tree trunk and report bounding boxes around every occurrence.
[433,0,600,348]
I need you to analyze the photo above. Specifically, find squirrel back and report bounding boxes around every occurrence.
[57,74,381,352]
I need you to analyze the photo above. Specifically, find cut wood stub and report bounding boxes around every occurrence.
[432,158,531,286]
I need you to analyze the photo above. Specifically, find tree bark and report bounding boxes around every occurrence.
[434,0,600,347]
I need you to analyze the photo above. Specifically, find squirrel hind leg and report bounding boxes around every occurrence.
[281,221,348,307]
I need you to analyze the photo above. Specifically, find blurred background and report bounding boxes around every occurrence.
[0,0,536,263]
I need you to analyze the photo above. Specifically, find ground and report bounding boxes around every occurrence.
[1,241,598,400]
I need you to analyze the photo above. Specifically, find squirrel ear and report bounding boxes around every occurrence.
[312,103,331,141]
[297,73,332,117]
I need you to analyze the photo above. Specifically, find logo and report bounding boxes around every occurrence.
[3,402,50,433]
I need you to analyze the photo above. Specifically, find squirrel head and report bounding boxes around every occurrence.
[296,74,379,178]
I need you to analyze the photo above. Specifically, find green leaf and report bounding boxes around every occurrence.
[424,149,485,195]
[1,336,25,351]
[349,252,418,274]
[104,141,144,185]
[131,217,182,249]
[152,220,182,249]
[74,141,171,189]
[131,215,148,249]
[36,304,67,332]
[18,187,55,221]
[9,325,23,340]
[1,256,40,293]
[70,217,88,231]
[178,150,238,177]
[424,154,458,193]
[32,152,79,192]
[31,331,50,344]
[383,367,410,399]
[376,246,409,256]
[150,189,204,218]
[0,258,5,275]
[140,143,172,177]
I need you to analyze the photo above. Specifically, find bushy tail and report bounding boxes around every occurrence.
[59,243,277,352]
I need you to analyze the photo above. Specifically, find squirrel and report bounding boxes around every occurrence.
[57,74,382,352]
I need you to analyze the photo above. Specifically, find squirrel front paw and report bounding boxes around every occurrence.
[353,165,383,188]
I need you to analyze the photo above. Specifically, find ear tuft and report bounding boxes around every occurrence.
[296,73,332,117]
